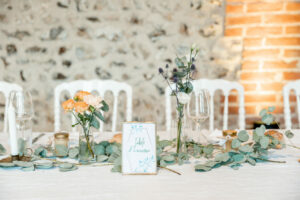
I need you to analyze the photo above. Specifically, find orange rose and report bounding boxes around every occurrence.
[74,102,89,114]
[62,99,75,111]
[74,91,91,101]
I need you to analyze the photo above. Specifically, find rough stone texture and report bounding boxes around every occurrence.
[0,0,242,132]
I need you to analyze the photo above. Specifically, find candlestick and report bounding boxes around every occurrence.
[8,104,18,157]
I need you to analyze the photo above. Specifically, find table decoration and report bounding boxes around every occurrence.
[159,45,199,154]
[62,91,109,163]
[54,132,69,157]
[122,122,157,175]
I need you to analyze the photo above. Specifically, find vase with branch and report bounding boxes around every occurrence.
[159,46,199,154]
[62,91,109,163]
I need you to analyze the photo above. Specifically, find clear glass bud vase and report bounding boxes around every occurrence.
[78,126,95,164]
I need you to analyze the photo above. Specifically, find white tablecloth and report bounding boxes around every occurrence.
[0,131,299,200]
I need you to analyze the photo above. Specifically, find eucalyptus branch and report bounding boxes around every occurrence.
[159,166,181,175]
[256,158,286,163]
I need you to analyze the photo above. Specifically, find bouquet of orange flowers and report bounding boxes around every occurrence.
[62,91,109,160]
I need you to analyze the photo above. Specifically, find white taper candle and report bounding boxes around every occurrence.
[8,104,18,156]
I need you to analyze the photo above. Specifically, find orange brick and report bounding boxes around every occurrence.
[225,28,243,36]
[223,105,256,115]
[240,72,277,81]
[266,37,300,46]
[284,49,300,57]
[243,49,280,58]
[286,2,300,11]
[221,94,238,103]
[283,72,300,80]
[263,60,298,69]
[242,83,257,91]
[260,82,283,91]
[265,14,300,23]
[226,16,261,26]
[244,37,263,47]
[245,94,277,103]
[242,61,259,70]
[247,2,283,13]
[227,5,244,13]
[246,27,282,36]
[279,94,297,102]
[286,26,300,34]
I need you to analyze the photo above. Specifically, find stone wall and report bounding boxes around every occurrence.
[0,0,242,131]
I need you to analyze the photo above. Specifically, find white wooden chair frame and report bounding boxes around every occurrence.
[166,79,245,131]
[283,80,300,130]
[54,80,132,132]
[0,82,22,133]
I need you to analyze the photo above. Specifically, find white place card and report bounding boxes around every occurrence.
[122,122,157,175]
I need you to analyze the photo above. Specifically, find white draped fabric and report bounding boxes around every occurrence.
[0,131,299,200]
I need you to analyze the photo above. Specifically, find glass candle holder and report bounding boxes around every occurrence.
[222,130,237,152]
[54,132,69,157]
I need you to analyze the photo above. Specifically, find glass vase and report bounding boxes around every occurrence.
[78,127,95,164]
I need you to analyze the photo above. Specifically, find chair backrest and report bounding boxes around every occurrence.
[54,80,132,132]
[165,79,245,131]
[283,80,300,130]
[0,81,22,133]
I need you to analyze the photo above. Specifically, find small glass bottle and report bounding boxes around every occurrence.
[54,132,69,157]
[222,130,237,152]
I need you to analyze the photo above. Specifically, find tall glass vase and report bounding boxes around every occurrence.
[176,103,185,154]
[78,125,95,164]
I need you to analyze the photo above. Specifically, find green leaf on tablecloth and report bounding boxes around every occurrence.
[59,163,78,172]
[255,125,266,137]
[246,157,256,166]
[68,147,79,159]
[259,136,269,149]
[160,160,167,167]
[111,164,121,173]
[157,140,172,149]
[21,166,35,171]
[203,144,214,157]
[107,153,119,163]
[231,139,241,149]
[285,130,294,139]
[232,154,245,163]
[215,153,230,163]
[55,144,68,157]
[162,155,175,162]
[13,161,33,168]
[238,130,249,142]
[259,109,267,117]
[34,160,53,169]
[239,145,253,153]
[99,141,109,147]
[94,144,105,155]
[97,155,108,162]
[229,163,241,170]
[195,164,211,172]
[0,162,15,167]
[34,146,47,158]
[268,106,275,112]
[0,144,6,155]
[262,114,273,125]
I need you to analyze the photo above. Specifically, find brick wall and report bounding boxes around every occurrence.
[225,0,300,128]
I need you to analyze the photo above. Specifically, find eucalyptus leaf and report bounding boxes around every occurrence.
[13,161,33,168]
[239,145,253,153]
[59,163,74,169]
[285,130,294,139]
[111,164,121,173]
[34,146,47,157]
[259,136,269,149]
[255,125,266,137]
[268,106,275,112]
[21,166,35,171]
[68,147,79,159]
[238,130,249,142]
[203,145,214,156]
[34,160,53,169]
[232,154,245,163]
[90,116,100,129]
[0,162,15,167]
[195,164,211,172]
[97,155,109,162]
[162,155,175,162]
[94,144,105,155]
[259,109,267,117]
[59,165,78,172]
[231,139,241,149]
[160,160,167,167]
[262,114,273,125]
[247,157,256,166]
[229,163,241,170]
[215,153,230,162]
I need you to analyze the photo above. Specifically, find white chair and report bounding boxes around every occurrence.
[0,82,22,133]
[165,79,245,131]
[283,80,300,130]
[54,80,132,132]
